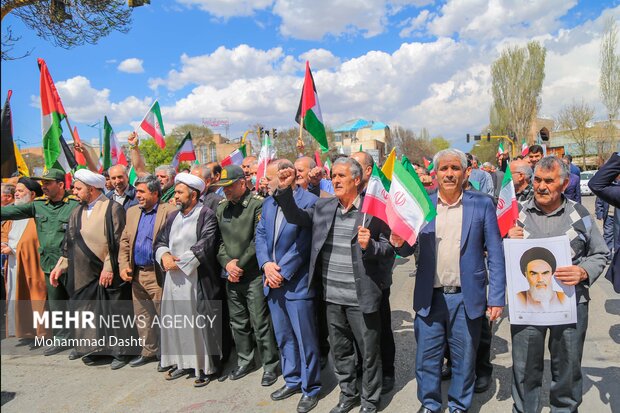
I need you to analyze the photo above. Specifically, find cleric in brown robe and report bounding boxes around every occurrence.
[50,169,135,370]
[1,178,49,340]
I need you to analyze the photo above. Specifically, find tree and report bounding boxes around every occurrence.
[470,139,500,165]
[599,16,620,151]
[1,0,132,61]
[430,136,450,153]
[491,41,546,145]
[557,100,595,169]
[138,135,180,172]
[169,123,213,139]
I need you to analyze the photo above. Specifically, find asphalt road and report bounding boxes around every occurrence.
[1,195,618,412]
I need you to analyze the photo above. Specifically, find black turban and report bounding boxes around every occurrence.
[18,177,43,197]
[519,246,557,276]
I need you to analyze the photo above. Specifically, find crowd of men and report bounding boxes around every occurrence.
[1,135,618,413]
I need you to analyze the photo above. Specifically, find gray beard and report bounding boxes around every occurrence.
[529,286,554,303]
[14,194,31,205]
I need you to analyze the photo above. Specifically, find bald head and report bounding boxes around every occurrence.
[350,151,374,188]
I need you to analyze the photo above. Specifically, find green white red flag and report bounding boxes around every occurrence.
[385,161,436,246]
[172,132,196,169]
[221,143,247,167]
[128,165,138,186]
[361,164,391,224]
[103,116,127,170]
[496,164,519,237]
[38,58,67,170]
[497,140,504,156]
[255,133,276,190]
[139,100,166,148]
[295,61,328,152]
[521,139,529,156]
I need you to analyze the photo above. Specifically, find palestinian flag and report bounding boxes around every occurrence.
[1,90,29,178]
[496,164,519,237]
[295,61,328,152]
[521,139,529,156]
[139,100,166,148]
[103,116,127,170]
[361,164,391,224]
[38,58,67,170]
[382,148,396,180]
[172,132,196,169]
[221,143,247,167]
[255,133,276,191]
[386,161,436,246]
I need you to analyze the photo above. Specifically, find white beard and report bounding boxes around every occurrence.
[529,285,554,304]
[14,193,32,205]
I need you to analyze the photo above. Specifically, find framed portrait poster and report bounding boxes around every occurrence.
[504,235,576,326]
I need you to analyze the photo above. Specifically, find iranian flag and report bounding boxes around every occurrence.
[221,144,247,167]
[128,165,138,186]
[497,140,505,156]
[139,100,166,148]
[314,150,323,168]
[103,116,127,170]
[324,157,332,176]
[172,132,196,169]
[38,58,67,170]
[361,164,391,224]
[255,133,276,190]
[496,164,519,237]
[386,161,436,246]
[521,139,529,156]
[295,61,328,152]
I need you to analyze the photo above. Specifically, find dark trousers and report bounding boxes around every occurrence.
[511,302,589,413]
[602,215,615,257]
[415,290,482,412]
[380,288,396,377]
[268,293,321,397]
[227,276,279,373]
[326,302,382,410]
[45,272,71,340]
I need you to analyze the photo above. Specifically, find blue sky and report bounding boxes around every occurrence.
[1,0,618,153]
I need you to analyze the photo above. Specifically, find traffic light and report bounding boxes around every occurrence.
[467,133,470,143]
[272,128,277,140]
[487,132,491,142]
[258,126,264,138]
[474,135,481,141]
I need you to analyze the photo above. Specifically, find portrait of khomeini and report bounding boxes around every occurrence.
[517,246,565,310]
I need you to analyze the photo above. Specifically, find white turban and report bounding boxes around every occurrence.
[175,172,206,194]
[74,169,106,189]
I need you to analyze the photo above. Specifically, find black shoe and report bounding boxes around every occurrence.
[82,355,96,366]
[271,385,302,401]
[157,363,171,372]
[43,345,67,356]
[261,371,278,386]
[228,363,255,381]
[417,407,436,413]
[68,349,80,360]
[441,364,452,380]
[297,395,319,413]
[329,399,360,413]
[359,407,377,413]
[111,356,128,370]
[474,375,491,393]
[129,355,157,367]
[381,375,395,394]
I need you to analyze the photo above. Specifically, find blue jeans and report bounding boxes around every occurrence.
[414,290,482,412]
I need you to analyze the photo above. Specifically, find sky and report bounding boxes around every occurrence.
[1,0,619,153]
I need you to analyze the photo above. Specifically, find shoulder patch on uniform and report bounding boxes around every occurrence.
[253,194,264,201]
[64,195,79,202]
[34,196,47,201]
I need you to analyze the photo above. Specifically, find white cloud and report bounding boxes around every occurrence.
[149,44,285,91]
[118,58,145,74]
[176,0,272,17]
[399,9,432,38]
[427,0,578,42]
[30,76,152,125]
[299,49,341,70]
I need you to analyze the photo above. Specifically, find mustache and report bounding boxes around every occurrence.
[536,188,550,195]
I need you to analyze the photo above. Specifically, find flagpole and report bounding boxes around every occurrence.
[298,115,304,157]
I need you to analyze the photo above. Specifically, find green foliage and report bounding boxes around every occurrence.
[169,123,213,139]
[430,137,450,153]
[139,135,180,172]
[469,139,500,165]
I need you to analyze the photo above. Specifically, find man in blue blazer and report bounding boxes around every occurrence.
[256,159,321,413]
[392,148,505,413]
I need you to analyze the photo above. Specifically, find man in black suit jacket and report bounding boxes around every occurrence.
[274,157,395,413]
[589,152,620,292]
